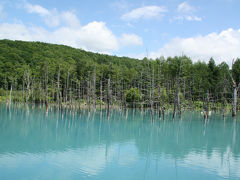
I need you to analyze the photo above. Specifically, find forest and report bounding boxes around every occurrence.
[0,39,239,117]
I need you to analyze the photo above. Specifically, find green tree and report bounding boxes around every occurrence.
[125,88,142,107]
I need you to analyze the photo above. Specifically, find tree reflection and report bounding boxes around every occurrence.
[0,105,239,179]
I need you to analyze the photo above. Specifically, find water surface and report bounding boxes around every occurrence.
[0,105,239,180]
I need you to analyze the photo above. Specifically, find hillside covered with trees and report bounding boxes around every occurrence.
[0,39,239,117]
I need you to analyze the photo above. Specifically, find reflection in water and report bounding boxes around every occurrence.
[0,104,239,180]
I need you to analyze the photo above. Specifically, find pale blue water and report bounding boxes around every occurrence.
[0,104,240,180]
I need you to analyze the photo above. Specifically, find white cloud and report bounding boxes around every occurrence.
[185,15,201,21]
[24,2,80,27]
[121,5,167,21]
[61,11,80,27]
[0,22,119,53]
[71,21,118,51]
[174,2,202,22]
[111,0,132,11]
[119,33,143,47]
[177,2,195,13]
[0,23,43,41]
[174,15,202,22]
[24,3,50,16]
[149,28,240,65]
[42,9,61,27]
[124,52,145,59]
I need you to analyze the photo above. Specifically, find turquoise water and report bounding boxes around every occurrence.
[0,105,239,180]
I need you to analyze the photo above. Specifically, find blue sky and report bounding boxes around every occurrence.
[0,0,239,64]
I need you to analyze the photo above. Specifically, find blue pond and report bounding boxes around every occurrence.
[0,105,239,180]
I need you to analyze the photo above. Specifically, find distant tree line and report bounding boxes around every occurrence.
[0,40,239,117]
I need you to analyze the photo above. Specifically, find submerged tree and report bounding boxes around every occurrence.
[231,59,240,117]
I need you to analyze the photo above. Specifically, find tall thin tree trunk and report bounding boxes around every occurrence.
[57,66,60,108]
[172,81,177,119]
[39,80,42,105]
[51,80,54,104]
[177,88,181,116]
[177,64,181,116]
[118,80,122,109]
[22,80,24,103]
[158,83,162,118]
[204,91,210,119]
[232,85,237,117]
[107,78,111,111]
[151,67,155,110]
[87,76,90,111]
[9,84,12,106]
[66,71,69,103]
[70,80,73,108]
[100,77,103,110]
[150,67,155,122]
[140,72,143,109]
[222,76,226,117]
[4,77,8,104]
[78,80,81,109]
[93,66,96,109]
[45,63,48,110]
[167,82,169,111]
[173,66,181,119]
[25,72,30,104]
[31,77,35,104]
[0,87,1,103]
[183,78,186,110]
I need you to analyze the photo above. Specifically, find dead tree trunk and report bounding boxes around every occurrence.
[183,78,186,110]
[25,71,31,104]
[177,66,181,116]
[173,65,181,119]
[45,63,48,109]
[93,66,96,109]
[166,82,170,111]
[69,80,73,108]
[172,81,177,119]
[57,66,61,108]
[0,87,3,103]
[140,72,143,109]
[107,78,111,111]
[31,77,35,103]
[121,84,125,109]
[39,80,42,105]
[66,71,70,103]
[228,64,239,117]
[60,84,62,108]
[232,85,238,117]
[9,84,12,106]
[204,91,210,119]
[150,67,155,122]
[222,76,227,117]
[78,80,81,109]
[100,77,103,110]
[229,72,239,117]
[51,80,54,104]
[87,75,90,111]
[158,83,162,118]
[151,67,155,110]
[177,87,181,116]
